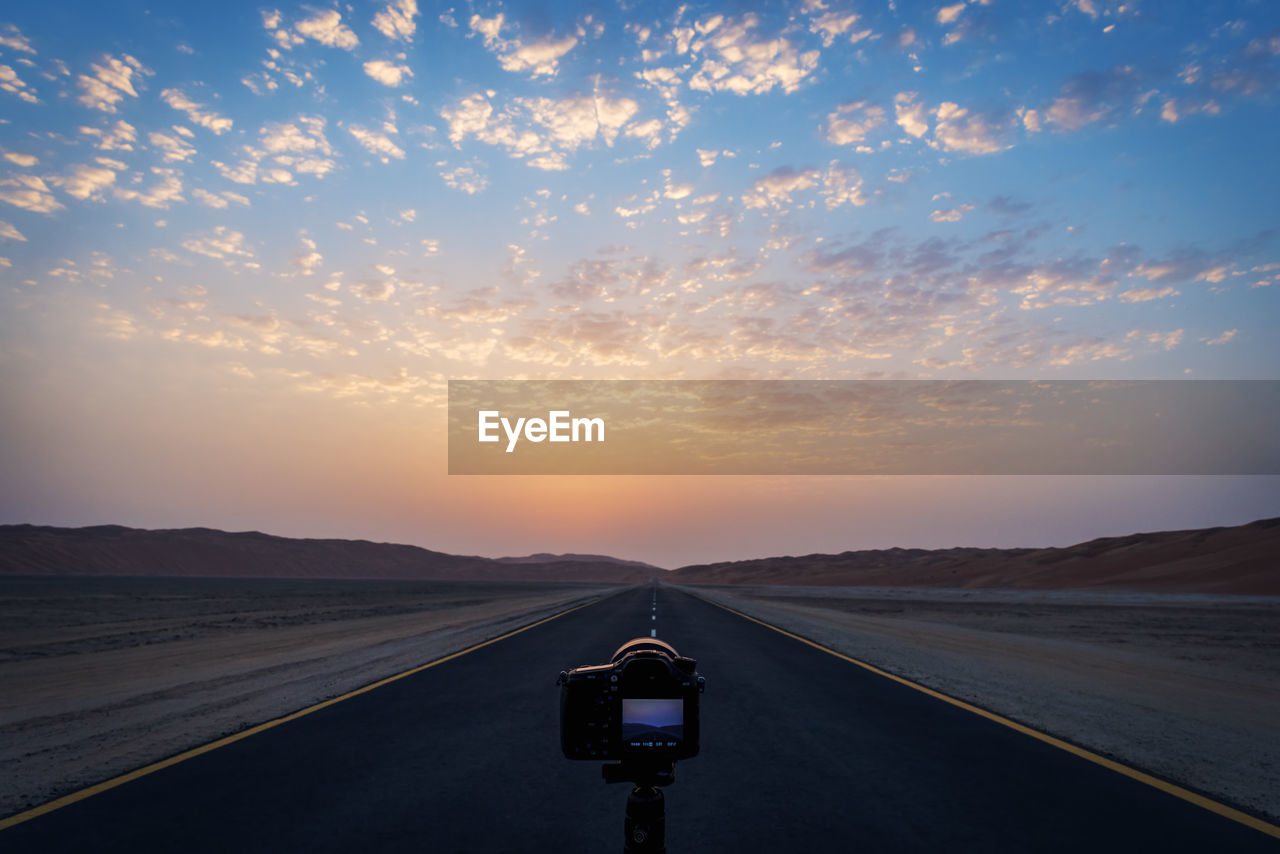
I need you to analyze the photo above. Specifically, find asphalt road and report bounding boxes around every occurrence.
[2,584,1273,852]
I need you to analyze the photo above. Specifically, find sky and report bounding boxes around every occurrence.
[0,0,1278,567]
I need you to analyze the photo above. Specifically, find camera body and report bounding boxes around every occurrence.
[560,638,702,762]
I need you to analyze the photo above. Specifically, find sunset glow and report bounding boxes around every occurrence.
[1,1,1277,565]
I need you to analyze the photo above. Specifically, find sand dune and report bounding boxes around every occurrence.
[670,516,1280,594]
[5,517,1276,593]
[0,524,658,583]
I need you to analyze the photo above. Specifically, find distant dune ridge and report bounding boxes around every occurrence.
[669,517,1280,595]
[0,517,1277,594]
[0,525,658,584]
[494,552,662,571]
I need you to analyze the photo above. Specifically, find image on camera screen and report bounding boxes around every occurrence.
[621,698,683,749]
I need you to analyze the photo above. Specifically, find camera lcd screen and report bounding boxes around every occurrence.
[621,698,683,750]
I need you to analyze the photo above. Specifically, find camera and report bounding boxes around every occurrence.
[559,638,703,762]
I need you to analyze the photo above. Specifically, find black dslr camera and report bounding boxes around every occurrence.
[558,638,703,763]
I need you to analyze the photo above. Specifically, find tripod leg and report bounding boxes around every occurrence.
[623,785,665,854]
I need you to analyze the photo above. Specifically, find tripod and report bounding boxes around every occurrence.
[603,759,676,854]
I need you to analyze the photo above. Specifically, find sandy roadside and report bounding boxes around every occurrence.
[0,579,620,819]
[682,584,1280,823]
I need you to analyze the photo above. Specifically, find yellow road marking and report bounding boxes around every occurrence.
[0,596,603,832]
[692,592,1280,840]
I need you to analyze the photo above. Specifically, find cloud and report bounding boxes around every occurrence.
[808,11,870,48]
[506,311,654,367]
[2,151,37,167]
[441,93,493,144]
[624,118,664,149]
[114,167,184,208]
[1117,286,1177,302]
[987,196,1031,216]
[1044,66,1141,131]
[261,115,333,156]
[820,162,866,209]
[441,91,648,169]
[420,293,533,325]
[501,34,579,77]
[95,305,140,341]
[372,0,418,41]
[470,13,503,44]
[440,163,488,194]
[213,159,259,185]
[160,88,233,134]
[349,125,405,161]
[1126,328,1183,351]
[80,120,137,151]
[363,60,413,87]
[826,101,886,145]
[294,237,323,274]
[937,3,966,24]
[1012,257,1116,309]
[614,192,659,218]
[1204,31,1280,97]
[1124,250,1233,286]
[686,14,820,96]
[1128,263,1175,281]
[1072,0,1100,18]
[0,220,26,241]
[0,63,38,104]
[0,174,63,212]
[1203,329,1237,346]
[469,13,578,77]
[1048,337,1130,366]
[76,54,148,112]
[211,116,340,182]
[1196,265,1230,284]
[261,9,304,50]
[742,165,819,210]
[931,203,975,222]
[295,9,359,50]
[634,66,694,144]
[933,102,1012,154]
[182,225,254,260]
[549,255,671,302]
[150,131,196,162]
[192,188,249,209]
[0,24,35,54]
[527,93,627,148]
[353,279,396,302]
[894,92,929,137]
[192,188,228,208]
[662,171,693,200]
[47,161,119,202]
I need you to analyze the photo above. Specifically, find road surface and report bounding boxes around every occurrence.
[2,584,1273,852]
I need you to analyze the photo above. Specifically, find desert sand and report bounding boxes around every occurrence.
[670,517,1280,594]
[0,577,614,818]
[686,584,1280,822]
